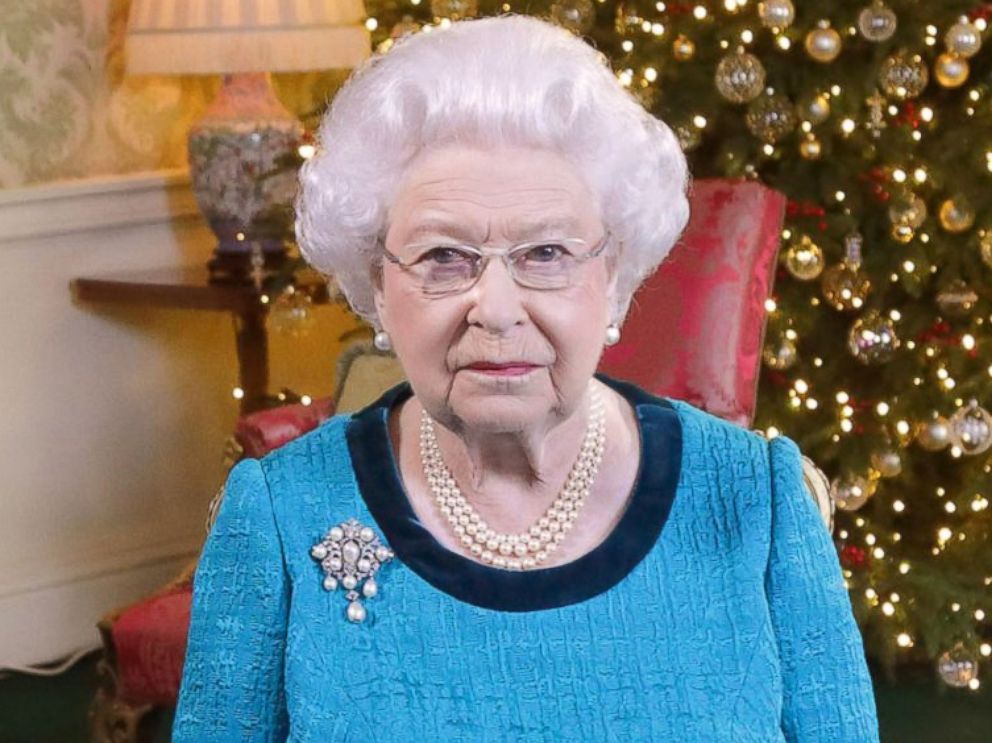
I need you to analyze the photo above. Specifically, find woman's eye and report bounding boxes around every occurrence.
[421,247,473,264]
[521,243,568,262]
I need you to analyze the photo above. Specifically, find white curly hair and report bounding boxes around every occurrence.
[296,13,691,327]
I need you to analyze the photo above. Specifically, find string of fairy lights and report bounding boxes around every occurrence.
[236,0,991,686]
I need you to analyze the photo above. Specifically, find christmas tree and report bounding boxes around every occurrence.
[328,0,992,685]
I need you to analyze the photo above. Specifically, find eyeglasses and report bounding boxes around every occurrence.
[380,231,611,297]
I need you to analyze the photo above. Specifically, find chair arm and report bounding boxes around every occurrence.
[234,397,335,459]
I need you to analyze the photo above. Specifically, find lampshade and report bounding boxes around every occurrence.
[126,0,371,75]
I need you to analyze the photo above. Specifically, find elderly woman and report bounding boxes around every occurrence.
[173,14,879,742]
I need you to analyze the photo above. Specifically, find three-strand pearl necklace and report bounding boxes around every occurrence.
[418,384,606,571]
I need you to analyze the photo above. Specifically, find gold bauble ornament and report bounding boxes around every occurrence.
[935,53,969,88]
[936,279,978,317]
[799,134,822,159]
[673,34,696,61]
[822,232,870,310]
[805,21,842,63]
[938,195,975,233]
[888,193,928,228]
[784,235,824,280]
[757,0,795,29]
[857,1,897,42]
[763,336,798,370]
[890,223,915,243]
[870,449,903,477]
[848,310,900,364]
[830,473,874,511]
[879,53,929,100]
[269,289,316,338]
[949,399,992,455]
[429,0,478,21]
[938,644,980,688]
[745,93,798,143]
[801,92,831,124]
[945,21,982,58]
[822,263,871,311]
[916,413,952,451]
[715,48,766,104]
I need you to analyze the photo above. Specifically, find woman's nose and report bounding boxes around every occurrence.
[464,257,528,332]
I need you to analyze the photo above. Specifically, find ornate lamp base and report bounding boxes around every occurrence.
[187,72,303,285]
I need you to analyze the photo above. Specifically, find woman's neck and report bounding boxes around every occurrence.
[412,386,597,533]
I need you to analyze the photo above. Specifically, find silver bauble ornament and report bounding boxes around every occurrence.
[949,399,992,456]
[945,21,982,58]
[830,473,873,511]
[936,279,978,317]
[879,53,929,100]
[870,449,903,478]
[550,0,596,33]
[757,0,795,29]
[916,413,952,451]
[745,93,798,143]
[848,310,900,364]
[938,643,979,688]
[715,48,766,104]
[763,336,798,370]
[888,193,928,229]
[858,1,897,42]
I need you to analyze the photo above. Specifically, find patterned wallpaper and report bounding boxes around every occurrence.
[0,0,345,189]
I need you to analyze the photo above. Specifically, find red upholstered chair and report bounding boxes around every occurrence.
[90,399,338,742]
[89,178,791,742]
[599,178,786,428]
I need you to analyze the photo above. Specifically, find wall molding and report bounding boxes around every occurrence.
[0,168,200,244]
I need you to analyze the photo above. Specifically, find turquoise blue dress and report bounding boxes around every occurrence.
[172,374,880,742]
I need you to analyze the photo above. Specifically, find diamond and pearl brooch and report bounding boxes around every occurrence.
[311,518,394,623]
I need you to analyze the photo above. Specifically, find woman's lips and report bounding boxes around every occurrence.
[464,363,538,376]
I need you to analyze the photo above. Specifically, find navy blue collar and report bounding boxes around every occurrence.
[345,373,683,612]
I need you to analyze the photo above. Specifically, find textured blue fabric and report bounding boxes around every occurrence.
[173,385,879,742]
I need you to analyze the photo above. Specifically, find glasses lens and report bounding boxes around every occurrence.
[413,246,479,295]
[510,241,584,289]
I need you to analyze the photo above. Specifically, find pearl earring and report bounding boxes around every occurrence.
[373,330,392,352]
[605,324,621,346]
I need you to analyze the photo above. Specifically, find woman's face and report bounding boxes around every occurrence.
[374,144,616,435]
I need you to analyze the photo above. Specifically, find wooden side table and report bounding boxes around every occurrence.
[70,266,329,414]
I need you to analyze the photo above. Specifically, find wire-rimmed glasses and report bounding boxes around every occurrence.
[380,231,612,297]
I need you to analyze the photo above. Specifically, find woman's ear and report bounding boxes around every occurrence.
[604,247,621,316]
[371,266,387,329]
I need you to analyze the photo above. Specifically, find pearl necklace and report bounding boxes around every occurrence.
[419,384,606,571]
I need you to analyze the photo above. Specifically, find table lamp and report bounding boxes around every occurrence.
[126,0,371,283]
